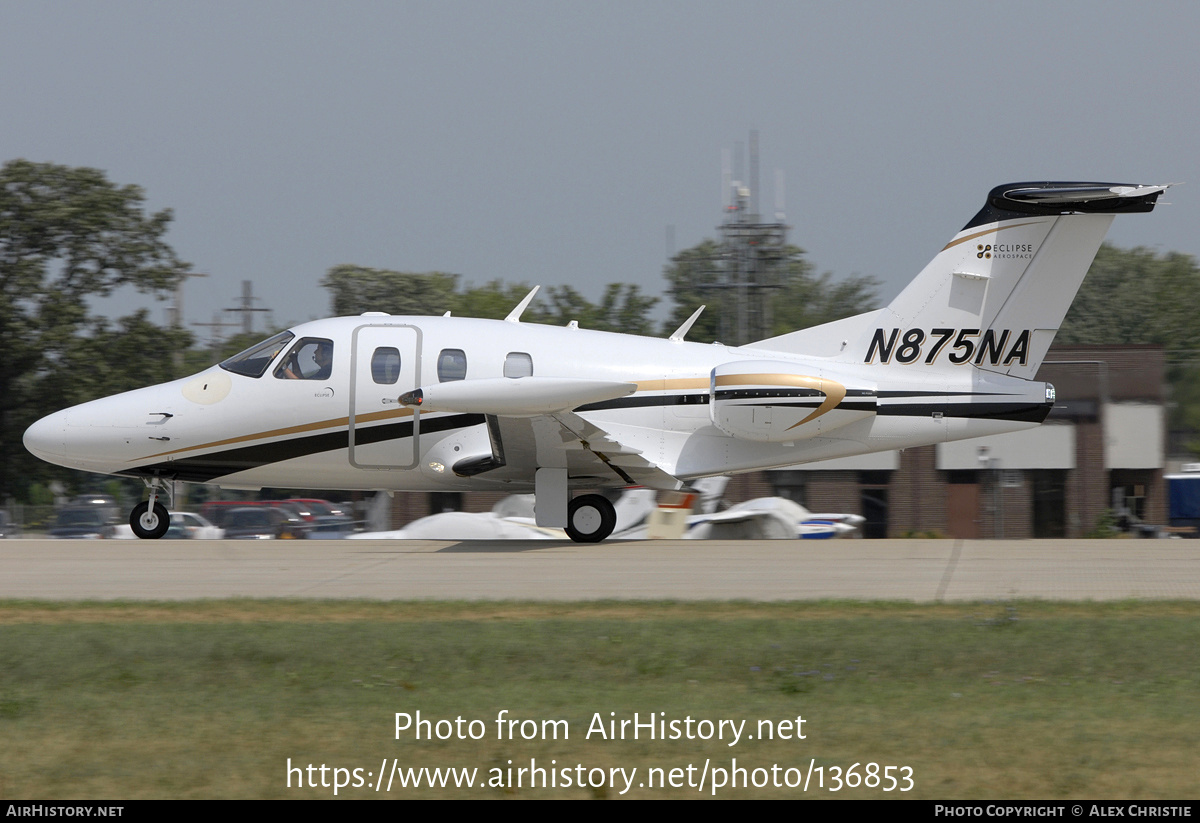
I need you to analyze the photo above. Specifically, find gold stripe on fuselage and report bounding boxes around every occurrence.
[633,377,711,392]
[713,373,847,429]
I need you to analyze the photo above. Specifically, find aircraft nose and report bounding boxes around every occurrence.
[23,409,69,463]
[23,382,187,474]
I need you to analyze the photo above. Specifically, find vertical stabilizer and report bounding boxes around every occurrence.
[753,182,1168,377]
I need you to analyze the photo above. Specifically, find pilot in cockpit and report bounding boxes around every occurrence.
[276,339,333,380]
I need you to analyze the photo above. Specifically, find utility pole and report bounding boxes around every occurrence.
[192,312,242,359]
[224,280,271,336]
[170,272,209,329]
[168,272,209,371]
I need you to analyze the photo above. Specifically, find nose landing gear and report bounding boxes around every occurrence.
[129,479,172,540]
[130,500,170,539]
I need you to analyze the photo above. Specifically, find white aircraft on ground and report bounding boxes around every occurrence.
[346,489,860,541]
[24,181,1169,542]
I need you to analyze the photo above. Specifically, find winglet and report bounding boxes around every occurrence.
[505,286,541,323]
[669,305,705,343]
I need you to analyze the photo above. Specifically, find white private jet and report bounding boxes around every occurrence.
[24,181,1169,542]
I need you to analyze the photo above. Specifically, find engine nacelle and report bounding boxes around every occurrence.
[710,360,875,443]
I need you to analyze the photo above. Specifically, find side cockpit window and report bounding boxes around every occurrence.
[274,338,335,380]
[437,348,467,382]
[219,331,295,378]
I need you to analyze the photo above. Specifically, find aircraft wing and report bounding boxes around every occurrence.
[400,376,637,416]
[547,411,688,491]
[464,412,686,492]
[403,377,689,491]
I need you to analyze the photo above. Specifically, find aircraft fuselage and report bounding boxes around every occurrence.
[23,313,1052,493]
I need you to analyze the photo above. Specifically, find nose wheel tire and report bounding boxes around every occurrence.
[565,494,617,543]
[130,501,170,540]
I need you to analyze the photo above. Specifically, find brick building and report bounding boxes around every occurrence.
[754,344,1167,538]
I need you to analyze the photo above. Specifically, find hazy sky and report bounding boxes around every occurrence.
[4,1,1197,341]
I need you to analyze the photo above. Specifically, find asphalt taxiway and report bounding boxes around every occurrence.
[1,538,1198,601]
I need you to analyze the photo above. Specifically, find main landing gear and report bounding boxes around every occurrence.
[129,479,172,540]
[565,494,617,543]
[535,468,618,543]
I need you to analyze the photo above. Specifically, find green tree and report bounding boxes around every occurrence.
[454,279,542,320]
[537,283,659,335]
[1170,366,1200,456]
[321,265,460,316]
[51,311,193,401]
[661,240,725,342]
[322,267,659,333]
[1058,244,1200,349]
[662,241,879,344]
[1058,243,1200,457]
[771,268,881,337]
[1,160,190,500]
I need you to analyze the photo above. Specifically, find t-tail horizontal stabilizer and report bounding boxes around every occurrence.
[964,181,1170,227]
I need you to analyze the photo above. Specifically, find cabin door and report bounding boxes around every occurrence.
[349,323,422,470]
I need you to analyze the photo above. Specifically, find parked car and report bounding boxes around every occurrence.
[111,512,224,540]
[197,501,259,529]
[281,498,356,537]
[195,499,354,538]
[171,512,224,539]
[221,506,306,539]
[48,507,118,539]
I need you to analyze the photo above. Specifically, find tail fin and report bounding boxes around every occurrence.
[755,182,1169,378]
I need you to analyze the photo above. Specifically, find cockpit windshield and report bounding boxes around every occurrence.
[219,331,295,378]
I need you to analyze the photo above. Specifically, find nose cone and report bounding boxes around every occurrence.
[23,409,69,464]
[23,383,180,474]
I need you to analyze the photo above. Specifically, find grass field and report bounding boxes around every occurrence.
[1,600,1198,799]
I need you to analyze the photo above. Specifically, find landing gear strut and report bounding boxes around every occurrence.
[130,479,172,540]
[565,494,617,543]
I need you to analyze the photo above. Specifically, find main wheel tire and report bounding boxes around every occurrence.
[565,494,617,543]
[130,501,170,540]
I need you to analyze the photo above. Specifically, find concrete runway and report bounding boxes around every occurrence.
[1,538,1198,601]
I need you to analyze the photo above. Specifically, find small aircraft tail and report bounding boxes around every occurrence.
[755,182,1169,378]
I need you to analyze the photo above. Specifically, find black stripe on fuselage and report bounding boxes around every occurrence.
[575,394,710,412]
[878,401,1051,423]
[878,390,1011,398]
[707,395,1045,421]
[715,388,824,401]
[115,389,1049,482]
[720,401,880,413]
[577,388,879,413]
[118,413,485,482]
